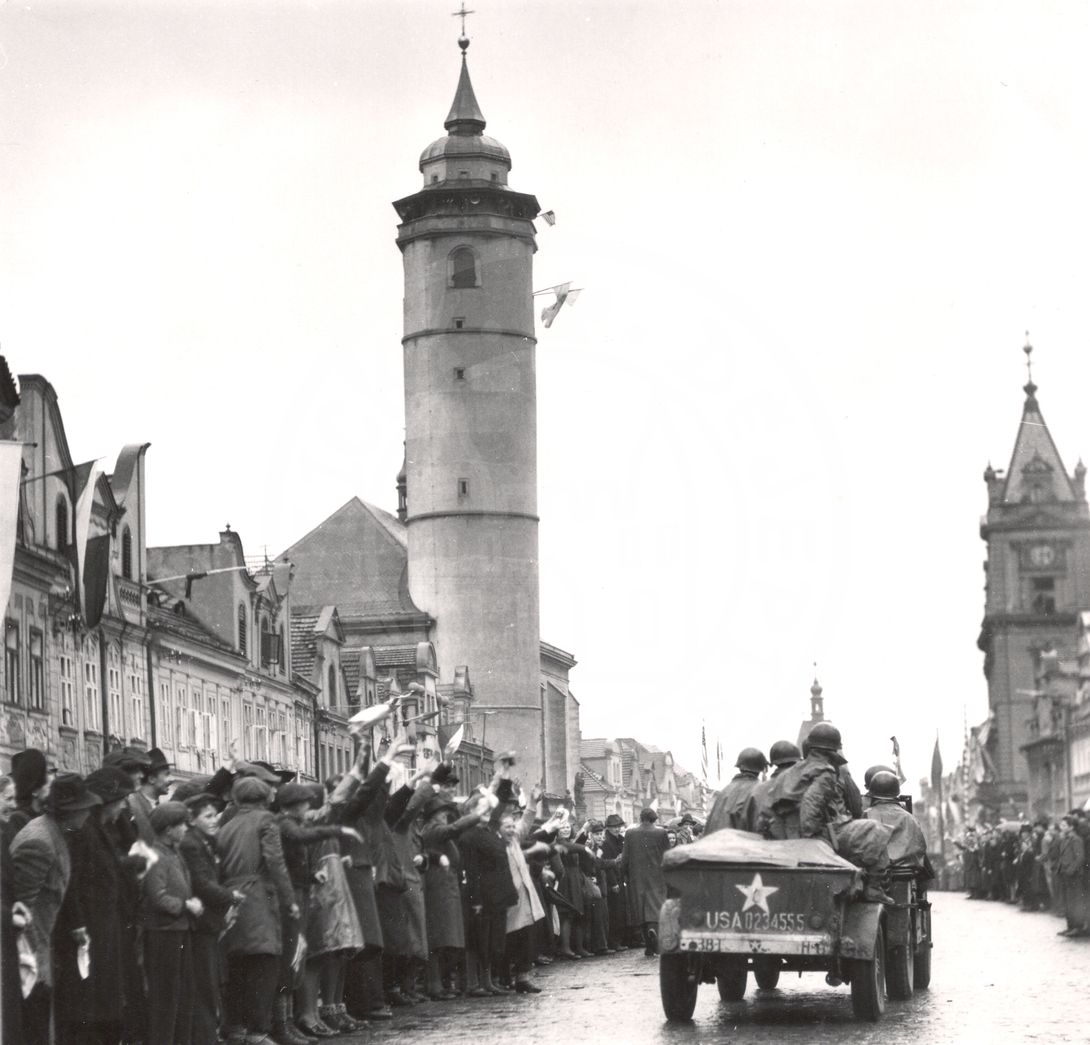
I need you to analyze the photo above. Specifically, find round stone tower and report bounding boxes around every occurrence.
[393,36,544,782]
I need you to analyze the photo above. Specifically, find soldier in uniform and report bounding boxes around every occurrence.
[705,748,768,834]
[749,741,801,838]
[862,771,929,874]
[766,723,894,903]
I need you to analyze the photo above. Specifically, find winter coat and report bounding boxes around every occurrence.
[865,800,927,868]
[1058,832,1085,879]
[127,790,156,845]
[307,837,364,958]
[378,783,430,960]
[217,805,295,957]
[421,811,479,950]
[621,823,669,924]
[506,808,545,933]
[11,813,71,986]
[56,815,126,1027]
[141,840,194,931]
[332,761,390,948]
[460,810,518,914]
[179,829,237,935]
[706,773,762,834]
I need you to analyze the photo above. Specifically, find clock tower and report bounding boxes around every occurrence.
[393,34,545,782]
[978,340,1090,812]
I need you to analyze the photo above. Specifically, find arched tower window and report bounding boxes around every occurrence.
[121,526,133,580]
[55,496,69,552]
[449,246,479,289]
[237,603,248,656]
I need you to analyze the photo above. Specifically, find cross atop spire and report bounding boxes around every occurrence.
[452,3,475,51]
[1023,331,1036,402]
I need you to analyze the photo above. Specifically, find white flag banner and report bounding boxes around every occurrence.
[0,443,24,619]
[73,462,102,616]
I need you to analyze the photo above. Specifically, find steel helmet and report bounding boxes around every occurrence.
[806,722,843,753]
[867,770,901,799]
[863,764,895,788]
[735,747,769,773]
[768,740,802,767]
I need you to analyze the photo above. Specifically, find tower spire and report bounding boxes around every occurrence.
[444,5,485,135]
[1023,331,1037,408]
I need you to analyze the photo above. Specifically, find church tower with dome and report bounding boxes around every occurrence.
[392,33,545,782]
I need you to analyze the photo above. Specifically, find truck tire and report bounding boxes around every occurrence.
[716,961,748,1001]
[753,957,781,990]
[849,924,886,1022]
[885,940,914,1000]
[660,954,699,1021]
[913,941,932,990]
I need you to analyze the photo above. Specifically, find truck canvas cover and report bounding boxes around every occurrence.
[662,828,857,871]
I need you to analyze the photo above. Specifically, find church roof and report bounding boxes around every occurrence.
[1001,376,1076,505]
[280,497,421,618]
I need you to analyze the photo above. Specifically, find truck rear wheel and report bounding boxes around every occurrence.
[849,924,886,1022]
[660,954,699,1021]
[913,941,932,990]
[716,960,748,1001]
[753,957,781,990]
[885,939,914,1000]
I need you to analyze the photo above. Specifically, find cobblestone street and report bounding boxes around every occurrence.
[342,892,1090,1044]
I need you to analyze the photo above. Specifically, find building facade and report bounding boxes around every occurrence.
[978,348,1090,811]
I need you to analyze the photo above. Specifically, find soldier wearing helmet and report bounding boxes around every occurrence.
[864,770,930,874]
[766,723,894,903]
[747,741,801,839]
[704,747,769,835]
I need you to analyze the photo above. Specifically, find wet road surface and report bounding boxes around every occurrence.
[341,891,1090,1043]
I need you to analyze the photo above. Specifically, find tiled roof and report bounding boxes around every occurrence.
[342,655,361,700]
[280,498,420,617]
[579,763,613,792]
[373,645,418,668]
[290,612,320,683]
[580,738,611,760]
[147,603,240,656]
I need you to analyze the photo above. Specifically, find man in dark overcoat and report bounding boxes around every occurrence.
[600,814,628,950]
[1056,816,1087,937]
[620,808,670,956]
[11,773,100,1045]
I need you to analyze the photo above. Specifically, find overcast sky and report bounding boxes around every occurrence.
[3,0,1090,788]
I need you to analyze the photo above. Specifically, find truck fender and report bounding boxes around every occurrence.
[839,902,881,960]
[658,898,682,954]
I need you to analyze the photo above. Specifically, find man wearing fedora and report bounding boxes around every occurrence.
[128,747,174,844]
[8,748,57,835]
[11,772,101,1045]
[600,814,628,951]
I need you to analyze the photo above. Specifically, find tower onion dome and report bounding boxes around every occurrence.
[419,38,511,176]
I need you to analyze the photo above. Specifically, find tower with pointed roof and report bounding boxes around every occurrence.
[977,338,1090,812]
[392,33,545,782]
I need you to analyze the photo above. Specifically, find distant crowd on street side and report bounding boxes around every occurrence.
[954,812,1090,939]
[0,730,706,1045]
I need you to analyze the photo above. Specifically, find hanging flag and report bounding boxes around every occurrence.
[890,736,906,784]
[82,535,111,629]
[541,210,556,226]
[931,736,943,792]
[649,796,659,813]
[0,443,25,619]
[540,282,571,328]
[72,462,102,621]
[701,723,709,782]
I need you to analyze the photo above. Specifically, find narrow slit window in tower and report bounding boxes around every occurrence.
[457,478,469,497]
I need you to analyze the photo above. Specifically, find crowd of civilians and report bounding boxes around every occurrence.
[0,733,687,1044]
[955,810,1090,937]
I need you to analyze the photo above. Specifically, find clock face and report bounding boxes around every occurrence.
[1029,544,1055,568]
